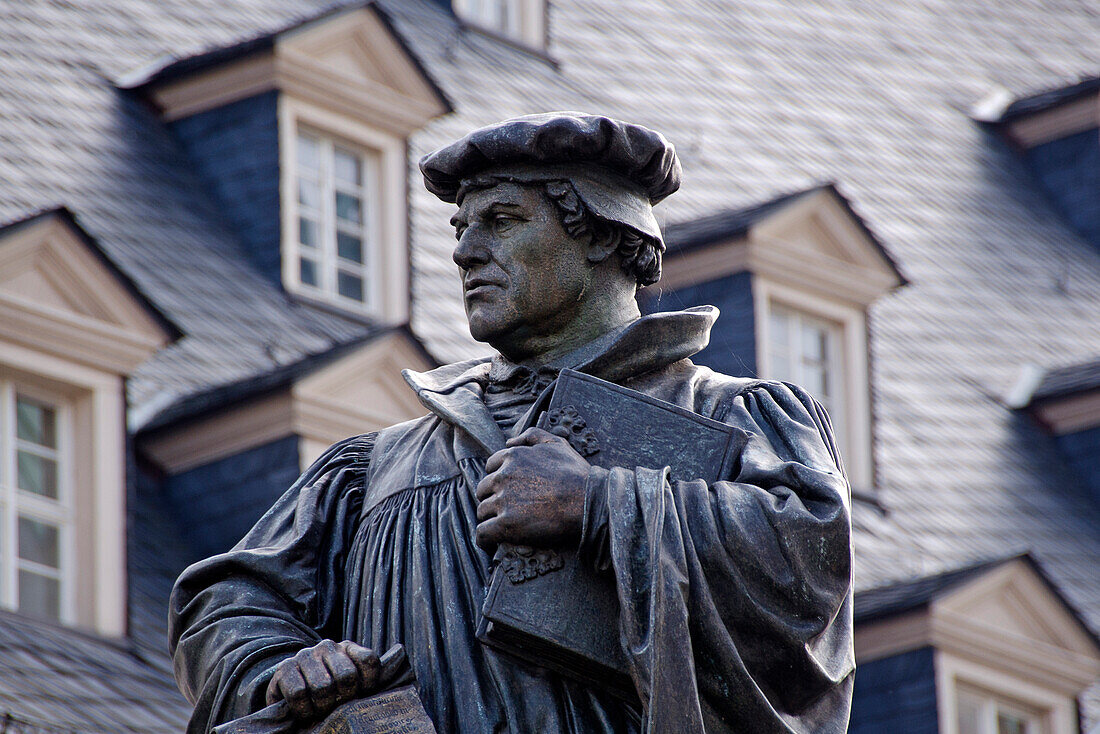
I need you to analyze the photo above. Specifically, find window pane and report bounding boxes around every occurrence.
[298,178,321,210]
[334,149,361,186]
[337,272,364,302]
[16,398,56,448]
[18,517,59,568]
[956,692,983,734]
[802,364,827,399]
[997,712,1029,734]
[801,322,828,362]
[769,311,791,354]
[297,134,321,172]
[299,258,318,287]
[335,192,362,225]
[299,218,319,249]
[17,451,58,499]
[18,570,59,623]
[337,232,363,263]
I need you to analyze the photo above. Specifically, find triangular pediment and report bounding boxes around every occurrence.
[278,7,448,123]
[936,557,1100,656]
[295,330,432,433]
[752,187,900,276]
[0,211,173,342]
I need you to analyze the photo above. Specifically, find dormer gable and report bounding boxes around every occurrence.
[126,5,450,133]
[122,5,449,323]
[974,77,1100,250]
[854,556,1100,734]
[652,185,905,492]
[660,184,906,306]
[0,209,176,636]
[0,209,177,373]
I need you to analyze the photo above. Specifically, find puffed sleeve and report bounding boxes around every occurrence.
[581,382,854,734]
[168,433,375,734]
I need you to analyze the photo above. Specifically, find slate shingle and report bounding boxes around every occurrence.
[2,0,1100,728]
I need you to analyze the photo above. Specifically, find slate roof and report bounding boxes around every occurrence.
[1,0,1100,728]
[0,607,189,731]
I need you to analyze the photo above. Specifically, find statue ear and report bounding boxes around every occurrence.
[585,228,620,264]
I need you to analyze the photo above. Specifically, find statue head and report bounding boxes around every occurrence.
[420,112,681,362]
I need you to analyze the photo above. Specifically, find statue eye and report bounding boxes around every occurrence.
[491,213,521,232]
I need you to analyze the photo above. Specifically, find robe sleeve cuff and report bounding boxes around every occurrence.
[578,465,611,571]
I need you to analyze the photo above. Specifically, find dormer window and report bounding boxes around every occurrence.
[294,129,380,309]
[128,5,450,325]
[454,0,546,48]
[766,304,843,422]
[653,185,906,492]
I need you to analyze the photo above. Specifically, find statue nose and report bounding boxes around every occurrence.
[453,226,491,269]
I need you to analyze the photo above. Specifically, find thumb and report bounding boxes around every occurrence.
[505,426,566,447]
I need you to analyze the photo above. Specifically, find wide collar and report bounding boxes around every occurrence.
[402,306,718,456]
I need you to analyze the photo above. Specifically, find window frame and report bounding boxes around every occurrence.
[936,650,1077,734]
[754,278,872,489]
[0,379,74,625]
[292,127,381,310]
[452,0,547,48]
[278,95,410,324]
[955,685,1045,734]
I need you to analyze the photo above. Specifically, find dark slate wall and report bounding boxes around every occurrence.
[640,270,757,377]
[1057,424,1100,505]
[1025,128,1100,249]
[170,91,282,284]
[849,647,939,734]
[164,435,300,558]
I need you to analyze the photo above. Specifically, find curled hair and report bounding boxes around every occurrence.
[458,174,663,287]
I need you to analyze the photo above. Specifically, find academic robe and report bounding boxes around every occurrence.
[169,306,855,734]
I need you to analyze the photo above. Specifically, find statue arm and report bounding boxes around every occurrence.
[582,382,855,733]
[168,434,374,734]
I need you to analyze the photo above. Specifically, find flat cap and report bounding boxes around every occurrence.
[419,112,681,241]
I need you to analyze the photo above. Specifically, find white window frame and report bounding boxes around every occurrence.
[0,380,74,625]
[292,127,380,310]
[936,652,1077,734]
[279,96,410,324]
[453,0,547,48]
[955,685,1044,734]
[754,278,873,489]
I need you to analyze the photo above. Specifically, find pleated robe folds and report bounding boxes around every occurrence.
[169,308,855,733]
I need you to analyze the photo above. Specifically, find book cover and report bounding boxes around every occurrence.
[477,369,741,700]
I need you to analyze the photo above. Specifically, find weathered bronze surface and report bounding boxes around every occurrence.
[170,113,855,734]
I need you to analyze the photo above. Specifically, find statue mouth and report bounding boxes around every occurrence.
[464,278,504,299]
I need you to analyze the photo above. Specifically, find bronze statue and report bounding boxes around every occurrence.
[170,113,855,733]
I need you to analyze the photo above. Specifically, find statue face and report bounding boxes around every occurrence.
[451,181,591,355]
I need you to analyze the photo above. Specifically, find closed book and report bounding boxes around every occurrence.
[476,369,740,700]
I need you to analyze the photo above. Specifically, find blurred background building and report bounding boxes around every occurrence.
[0,0,1098,731]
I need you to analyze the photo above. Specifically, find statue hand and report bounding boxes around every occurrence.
[475,427,594,551]
[265,640,380,722]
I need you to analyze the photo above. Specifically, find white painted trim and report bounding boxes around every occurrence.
[279,96,410,323]
[0,360,126,636]
[1006,92,1100,148]
[855,559,1100,714]
[754,279,873,490]
[454,0,547,49]
[147,7,447,131]
[937,651,1078,734]
[1032,389,1100,434]
[0,214,172,373]
[140,332,432,473]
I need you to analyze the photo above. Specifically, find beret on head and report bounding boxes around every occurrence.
[419,112,681,241]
